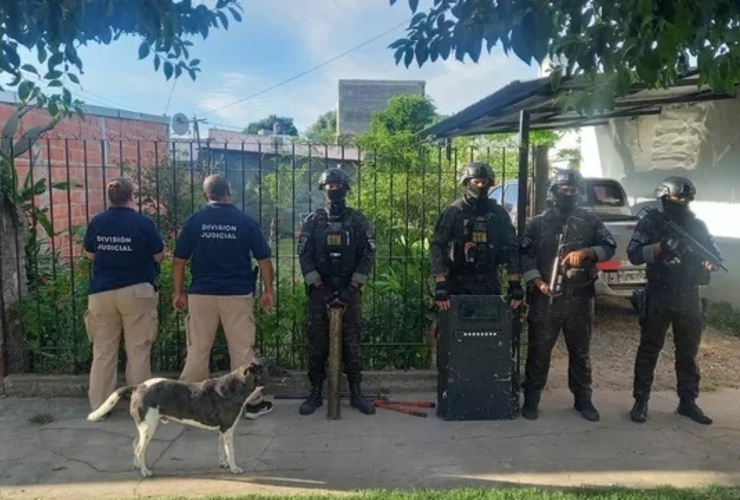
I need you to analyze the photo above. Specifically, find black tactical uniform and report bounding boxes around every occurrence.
[429,162,523,303]
[519,169,617,422]
[626,176,722,425]
[297,167,376,416]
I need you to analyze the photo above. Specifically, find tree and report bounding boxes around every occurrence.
[304,111,337,145]
[1,0,243,117]
[244,115,298,136]
[387,0,740,113]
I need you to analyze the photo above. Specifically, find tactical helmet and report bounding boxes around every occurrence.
[318,167,350,191]
[548,169,586,196]
[547,169,586,212]
[654,176,696,200]
[459,161,495,186]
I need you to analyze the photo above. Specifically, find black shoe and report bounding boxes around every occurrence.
[521,392,540,420]
[244,401,274,419]
[574,399,600,422]
[299,384,323,416]
[630,399,648,423]
[349,382,375,415]
[677,399,713,425]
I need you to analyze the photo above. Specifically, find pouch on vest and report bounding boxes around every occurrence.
[456,215,496,272]
[318,225,353,279]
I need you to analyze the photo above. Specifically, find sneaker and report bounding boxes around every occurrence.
[244,401,274,419]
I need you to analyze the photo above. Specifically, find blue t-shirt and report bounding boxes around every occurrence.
[84,207,165,295]
[174,202,271,295]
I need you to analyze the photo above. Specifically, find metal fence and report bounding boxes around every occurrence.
[0,138,539,375]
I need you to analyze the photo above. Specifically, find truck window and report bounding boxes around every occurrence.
[503,185,518,207]
[586,182,626,207]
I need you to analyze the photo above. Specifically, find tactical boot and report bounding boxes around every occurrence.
[349,382,375,415]
[677,399,713,425]
[521,391,540,420]
[629,399,648,423]
[299,383,323,415]
[574,399,600,422]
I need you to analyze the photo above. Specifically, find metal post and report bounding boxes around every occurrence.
[0,167,6,391]
[516,111,531,239]
[534,145,550,215]
[513,110,531,398]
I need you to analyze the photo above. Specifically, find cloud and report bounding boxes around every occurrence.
[197,72,272,127]
[220,0,541,131]
[26,0,542,136]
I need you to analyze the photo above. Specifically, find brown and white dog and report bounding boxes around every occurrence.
[87,358,290,478]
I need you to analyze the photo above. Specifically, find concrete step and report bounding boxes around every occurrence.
[1,369,439,398]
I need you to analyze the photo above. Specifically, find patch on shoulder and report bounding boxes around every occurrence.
[297,233,309,255]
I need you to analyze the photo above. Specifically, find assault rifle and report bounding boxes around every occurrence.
[548,233,565,304]
[644,207,728,272]
[547,222,571,304]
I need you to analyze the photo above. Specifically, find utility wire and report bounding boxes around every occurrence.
[205,18,411,115]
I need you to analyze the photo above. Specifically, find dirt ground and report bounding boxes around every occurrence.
[541,295,740,393]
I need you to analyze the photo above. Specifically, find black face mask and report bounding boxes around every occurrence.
[662,198,689,221]
[464,183,490,212]
[553,192,577,214]
[325,187,347,216]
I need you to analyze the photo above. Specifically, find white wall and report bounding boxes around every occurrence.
[578,99,740,305]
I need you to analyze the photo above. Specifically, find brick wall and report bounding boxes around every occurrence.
[0,99,170,260]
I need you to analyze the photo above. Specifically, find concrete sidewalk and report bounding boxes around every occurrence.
[1,388,739,500]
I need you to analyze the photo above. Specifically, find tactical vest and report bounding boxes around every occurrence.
[448,204,499,275]
[314,209,359,281]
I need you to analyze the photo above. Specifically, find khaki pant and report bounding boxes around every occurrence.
[179,294,258,384]
[85,282,158,411]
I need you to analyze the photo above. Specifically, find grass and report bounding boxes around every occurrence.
[706,301,740,336]
[141,486,740,500]
[27,412,54,425]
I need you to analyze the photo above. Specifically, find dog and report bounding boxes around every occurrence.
[87,358,291,478]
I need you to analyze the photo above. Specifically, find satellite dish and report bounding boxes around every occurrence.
[171,113,190,135]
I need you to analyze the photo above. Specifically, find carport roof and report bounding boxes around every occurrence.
[420,70,737,139]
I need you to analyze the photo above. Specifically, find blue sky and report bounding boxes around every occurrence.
[18,0,541,135]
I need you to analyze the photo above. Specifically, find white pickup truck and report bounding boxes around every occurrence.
[490,177,646,298]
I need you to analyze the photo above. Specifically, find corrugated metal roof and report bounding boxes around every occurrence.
[421,70,736,139]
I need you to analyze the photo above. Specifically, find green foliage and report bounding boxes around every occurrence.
[245,115,299,136]
[2,0,242,118]
[387,0,740,114]
[303,111,356,147]
[304,111,336,145]
[0,103,79,300]
[145,485,740,500]
[361,236,435,369]
[122,159,206,239]
[706,301,740,337]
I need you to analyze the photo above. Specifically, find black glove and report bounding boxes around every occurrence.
[434,281,449,302]
[337,285,355,305]
[660,237,683,254]
[508,280,524,301]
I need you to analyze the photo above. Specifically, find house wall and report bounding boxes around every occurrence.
[578,95,740,306]
[336,79,426,136]
[0,94,170,258]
